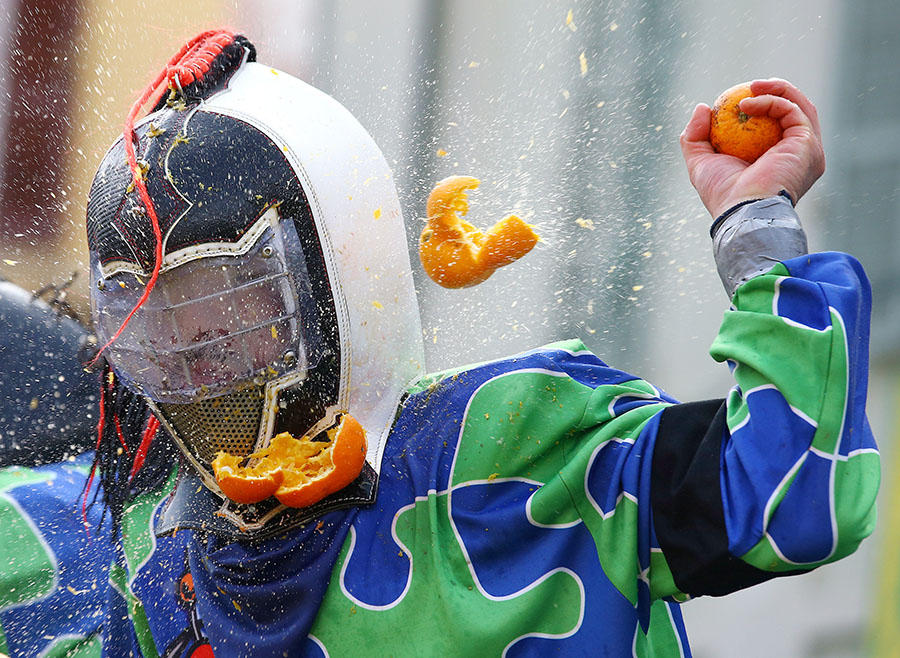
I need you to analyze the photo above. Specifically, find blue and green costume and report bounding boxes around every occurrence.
[0,246,878,657]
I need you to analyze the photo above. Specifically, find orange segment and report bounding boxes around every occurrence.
[271,414,367,508]
[480,214,540,271]
[709,82,783,163]
[211,414,368,508]
[212,451,284,505]
[419,175,539,288]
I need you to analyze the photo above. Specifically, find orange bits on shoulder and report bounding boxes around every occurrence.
[419,176,539,288]
[709,82,783,163]
[212,414,367,508]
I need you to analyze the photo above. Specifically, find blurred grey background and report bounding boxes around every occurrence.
[0,1,896,655]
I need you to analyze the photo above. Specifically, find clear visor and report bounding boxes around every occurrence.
[91,221,318,403]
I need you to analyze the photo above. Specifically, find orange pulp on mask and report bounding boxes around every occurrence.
[212,414,367,508]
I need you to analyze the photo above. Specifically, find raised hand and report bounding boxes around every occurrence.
[680,78,826,219]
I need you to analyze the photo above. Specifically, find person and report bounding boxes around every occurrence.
[0,30,878,658]
[0,275,99,467]
[0,277,116,658]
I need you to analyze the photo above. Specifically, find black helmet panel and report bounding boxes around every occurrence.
[87,108,341,484]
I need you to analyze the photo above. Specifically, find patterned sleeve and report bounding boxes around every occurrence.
[651,251,879,598]
[0,455,114,657]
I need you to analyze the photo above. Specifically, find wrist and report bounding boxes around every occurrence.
[710,190,794,238]
[711,194,806,298]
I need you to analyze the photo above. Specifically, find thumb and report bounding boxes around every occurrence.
[679,103,715,164]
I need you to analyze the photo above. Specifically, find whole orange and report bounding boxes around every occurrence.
[709,82,783,163]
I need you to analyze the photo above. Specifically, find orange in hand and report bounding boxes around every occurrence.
[709,82,783,163]
[212,414,367,508]
[419,176,539,288]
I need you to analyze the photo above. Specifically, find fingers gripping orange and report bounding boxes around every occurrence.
[709,82,783,163]
[419,176,539,288]
[212,414,367,508]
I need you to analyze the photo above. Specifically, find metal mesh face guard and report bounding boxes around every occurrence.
[157,386,266,462]
[91,216,323,462]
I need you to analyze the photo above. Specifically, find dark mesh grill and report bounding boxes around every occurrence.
[86,139,132,262]
[158,385,266,468]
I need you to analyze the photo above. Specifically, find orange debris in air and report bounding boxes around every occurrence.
[419,176,539,289]
[212,414,367,508]
[709,82,783,163]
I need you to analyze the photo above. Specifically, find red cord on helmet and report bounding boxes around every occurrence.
[89,29,237,367]
[82,371,111,537]
[113,415,132,458]
[129,415,161,482]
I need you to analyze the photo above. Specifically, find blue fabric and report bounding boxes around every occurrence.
[0,252,875,657]
[189,510,356,655]
[0,454,113,657]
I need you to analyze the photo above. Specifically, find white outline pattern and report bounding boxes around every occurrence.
[127,482,176,585]
[0,491,60,613]
[37,632,101,658]
[606,384,661,418]
[584,438,637,520]
[306,633,330,656]
[760,305,856,565]
[774,275,835,333]
[336,367,590,646]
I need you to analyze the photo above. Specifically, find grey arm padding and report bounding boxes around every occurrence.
[712,195,808,298]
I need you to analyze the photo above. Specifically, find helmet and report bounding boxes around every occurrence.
[0,277,98,466]
[86,33,424,536]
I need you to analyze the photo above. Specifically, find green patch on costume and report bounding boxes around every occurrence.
[311,492,582,656]
[109,561,160,658]
[808,308,847,456]
[832,452,880,556]
[40,633,102,657]
[714,270,833,426]
[649,551,685,603]
[121,470,177,575]
[109,473,177,658]
[0,468,56,609]
[562,381,667,606]
[634,600,685,657]
[111,470,177,658]
[0,466,54,493]
[452,370,592,488]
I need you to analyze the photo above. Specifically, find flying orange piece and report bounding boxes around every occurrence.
[419,176,539,288]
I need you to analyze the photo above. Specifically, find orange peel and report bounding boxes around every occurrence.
[212,452,284,505]
[212,414,367,508]
[419,176,539,288]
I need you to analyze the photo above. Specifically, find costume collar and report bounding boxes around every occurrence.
[155,464,377,542]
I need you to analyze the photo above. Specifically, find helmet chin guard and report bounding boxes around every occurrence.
[86,38,425,537]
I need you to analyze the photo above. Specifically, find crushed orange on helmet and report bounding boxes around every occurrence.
[212,454,283,505]
[212,414,367,508]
